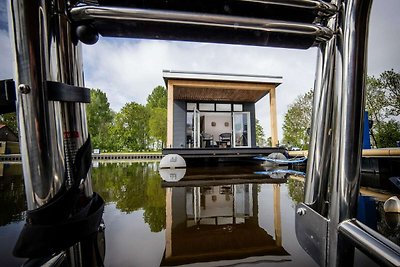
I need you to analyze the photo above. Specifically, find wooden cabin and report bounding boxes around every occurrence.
[163,71,282,149]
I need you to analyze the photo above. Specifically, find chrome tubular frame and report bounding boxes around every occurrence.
[70,5,333,45]
[10,0,92,210]
[327,0,373,264]
[301,0,400,266]
[10,0,92,265]
[8,0,400,266]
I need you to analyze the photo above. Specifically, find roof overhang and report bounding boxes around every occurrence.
[163,70,282,103]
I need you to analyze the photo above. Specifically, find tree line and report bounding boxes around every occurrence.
[87,86,167,152]
[282,70,400,150]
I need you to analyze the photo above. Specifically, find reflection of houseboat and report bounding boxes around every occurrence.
[160,164,290,187]
[161,182,289,266]
[162,71,286,163]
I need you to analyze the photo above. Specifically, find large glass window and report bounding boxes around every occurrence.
[216,103,231,112]
[233,104,243,111]
[199,103,215,111]
[233,112,250,147]
[186,112,193,147]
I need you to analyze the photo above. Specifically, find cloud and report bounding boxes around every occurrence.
[0,0,8,30]
[367,0,400,76]
[0,29,13,79]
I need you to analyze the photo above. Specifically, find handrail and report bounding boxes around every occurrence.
[339,219,400,267]
[70,5,333,47]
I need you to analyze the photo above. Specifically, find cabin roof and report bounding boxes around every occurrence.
[163,70,283,84]
[163,70,282,103]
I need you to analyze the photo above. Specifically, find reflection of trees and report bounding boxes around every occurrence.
[0,174,26,226]
[92,162,166,232]
[287,178,304,205]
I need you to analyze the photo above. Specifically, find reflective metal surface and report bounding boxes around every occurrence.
[295,203,329,266]
[70,5,333,48]
[10,0,92,210]
[81,0,338,19]
[10,0,66,209]
[327,0,373,265]
[304,17,336,214]
[339,220,400,267]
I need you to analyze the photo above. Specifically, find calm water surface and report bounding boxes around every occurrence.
[0,161,398,266]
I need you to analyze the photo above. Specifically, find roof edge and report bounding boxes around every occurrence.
[163,70,283,85]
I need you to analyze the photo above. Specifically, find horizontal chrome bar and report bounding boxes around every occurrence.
[70,6,333,44]
[339,219,400,267]
[80,0,338,17]
[230,0,337,15]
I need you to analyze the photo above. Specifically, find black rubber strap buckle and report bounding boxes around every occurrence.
[13,136,103,258]
[47,81,91,103]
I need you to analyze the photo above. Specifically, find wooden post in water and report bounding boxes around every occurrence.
[273,184,282,247]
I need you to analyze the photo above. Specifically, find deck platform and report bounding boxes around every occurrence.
[162,147,286,159]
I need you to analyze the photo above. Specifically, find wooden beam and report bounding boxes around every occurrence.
[269,87,278,147]
[168,79,275,91]
[167,81,174,147]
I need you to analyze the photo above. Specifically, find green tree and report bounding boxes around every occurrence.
[113,102,150,151]
[374,120,400,148]
[379,69,400,115]
[255,119,266,147]
[366,70,400,147]
[146,86,167,109]
[147,86,167,149]
[86,89,114,150]
[282,89,313,150]
[0,113,18,134]
[148,107,167,149]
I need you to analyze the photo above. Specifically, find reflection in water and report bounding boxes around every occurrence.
[1,162,398,266]
[0,163,26,226]
[92,161,166,232]
[162,182,290,266]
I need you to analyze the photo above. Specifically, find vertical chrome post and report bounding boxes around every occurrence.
[304,17,336,215]
[327,0,372,265]
[10,0,66,209]
[10,0,92,265]
[10,0,92,209]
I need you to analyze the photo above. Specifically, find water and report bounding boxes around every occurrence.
[0,162,398,266]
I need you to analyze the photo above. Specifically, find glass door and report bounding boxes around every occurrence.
[233,112,251,148]
[193,108,201,148]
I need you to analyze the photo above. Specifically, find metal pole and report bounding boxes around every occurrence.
[10,0,93,265]
[10,0,66,209]
[327,0,372,265]
[304,18,336,215]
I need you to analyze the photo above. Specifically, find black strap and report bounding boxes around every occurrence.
[47,81,91,103]
[13,136,104,259]
[13,193,104,258]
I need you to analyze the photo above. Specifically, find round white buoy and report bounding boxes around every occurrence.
[267,152,287,160]
[159,168,186,182]
[262,152,287,167]
[159,154,186,169]
[383,196,400,213]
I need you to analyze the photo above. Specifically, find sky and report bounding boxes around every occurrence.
[1,0,399,140]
